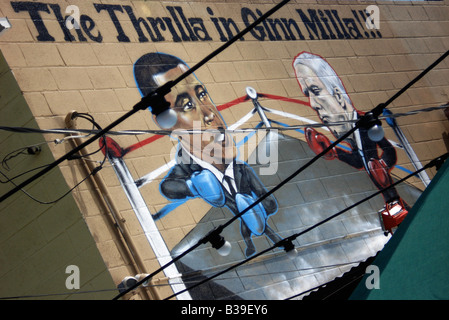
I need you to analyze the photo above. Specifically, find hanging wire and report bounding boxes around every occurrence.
[0,113,107,205]
[0,288,119,300]
[0,0,294,204]
[0,257,367,300]
[0,28,439,301]
[284,272,366,300]
[1,163,55,184]
[1,144,42,171]
[0,258,362,300]
[1,102,448,138]
[0,0,445,300]
[0,113,97,173]
[162,152,448,300]
[0,167,98,205]
[112,49,449,300]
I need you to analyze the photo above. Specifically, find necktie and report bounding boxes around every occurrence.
[224,175,236,196]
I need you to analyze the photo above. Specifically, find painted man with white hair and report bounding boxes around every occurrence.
[293,51,409,231]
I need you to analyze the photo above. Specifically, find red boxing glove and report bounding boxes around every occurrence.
[367,158,392,188]
[304,127,337,160]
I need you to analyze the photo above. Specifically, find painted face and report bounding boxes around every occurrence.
[153,64,236,167]
[294,63,355,139]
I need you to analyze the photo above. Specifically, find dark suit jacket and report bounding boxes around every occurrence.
[159,157,278,218]
[335,114,399,202]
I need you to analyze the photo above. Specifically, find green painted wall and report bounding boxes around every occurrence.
[0,50,116,300]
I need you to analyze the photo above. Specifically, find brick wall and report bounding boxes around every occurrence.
[1,0,448,300]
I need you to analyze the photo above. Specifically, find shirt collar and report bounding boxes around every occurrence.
[181,146,236,193]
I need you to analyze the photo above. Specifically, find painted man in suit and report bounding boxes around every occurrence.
[293,51,409,229]
[134,52,281,257]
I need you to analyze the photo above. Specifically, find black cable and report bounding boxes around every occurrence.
[0,0,444,297]
[111,119,360,300]
[163,152,449,300]
[65,113,106,160]
[0,168,100,205]
[284,272,366,300]
[0,163,53,184]
[188,50,449,236]
[1,145,41,171]
[0,0,293,204]
[112,50,449,299]
[0,113,107,205]
[0,288,119,300]
[1,103,448,138]
[0,125,172,136]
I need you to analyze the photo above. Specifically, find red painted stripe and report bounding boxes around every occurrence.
[113,93,311,155]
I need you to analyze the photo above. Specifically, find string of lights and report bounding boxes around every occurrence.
[0,103,447,138]
[0,259,365,300]
[162,151,448,300]
[112,49,449,299]
[0,0,294,204]
[0,0,446,300]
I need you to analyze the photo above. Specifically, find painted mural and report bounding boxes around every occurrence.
[1,0,447,302]
[100,49,426,299]
[293,52,411,233]
[133,52,283,258]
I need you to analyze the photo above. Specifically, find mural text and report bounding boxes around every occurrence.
[11,2,383,43]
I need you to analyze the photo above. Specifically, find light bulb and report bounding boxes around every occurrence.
[123,276,138,289]
[216,240,232,256]
[368,123,385,142]
[156,108,177,129]
[135,274,150,287]
[282,239,297,260]
[208,230,232,256]
[286,247,298,260]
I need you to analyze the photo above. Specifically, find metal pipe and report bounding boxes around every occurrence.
[64,111,160,300]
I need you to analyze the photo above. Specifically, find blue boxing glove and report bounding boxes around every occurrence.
[186,170,226,207]
[235,193,267,236]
